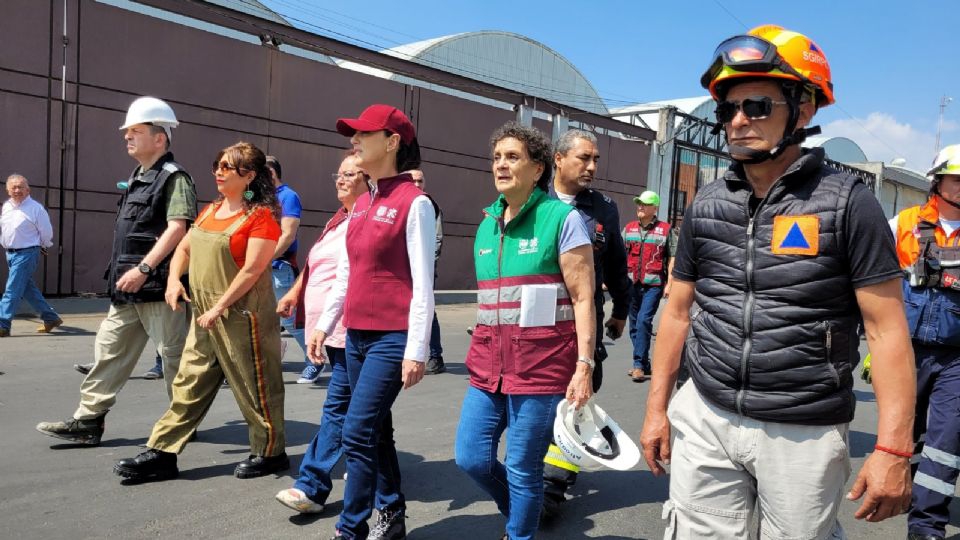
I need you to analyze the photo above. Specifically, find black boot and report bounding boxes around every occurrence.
[234,452,289,479]
[907,533,944,540]
[369,507,406,540]
[114,449,178,482]
[425,356,446,375]
[36,415,105,446]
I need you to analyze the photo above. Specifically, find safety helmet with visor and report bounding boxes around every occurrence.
[119,96,179,142]
[701,25,834,164]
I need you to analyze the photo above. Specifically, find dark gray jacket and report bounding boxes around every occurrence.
[686,148,862,425]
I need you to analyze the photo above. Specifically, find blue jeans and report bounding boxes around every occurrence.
[337,329,406,539]
[455,386,562,540]
[294,346,350,504]
[1,247,59,330]
[271,263,307,365]
[628,283,663,372]
[429,312,443,359]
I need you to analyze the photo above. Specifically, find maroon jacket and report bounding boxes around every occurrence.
[342,173,421,331]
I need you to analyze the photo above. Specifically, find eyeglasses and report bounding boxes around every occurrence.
[212,161,247,175]
[331,171,365,182]
[715,96,787,123]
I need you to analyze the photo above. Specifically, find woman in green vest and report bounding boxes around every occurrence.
[455,122,597,539]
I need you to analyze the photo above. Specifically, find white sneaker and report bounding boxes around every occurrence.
[275,488,324,514]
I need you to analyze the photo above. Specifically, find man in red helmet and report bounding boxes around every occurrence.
[640,25,916,538]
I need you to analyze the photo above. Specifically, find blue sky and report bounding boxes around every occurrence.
[260,0,957,170]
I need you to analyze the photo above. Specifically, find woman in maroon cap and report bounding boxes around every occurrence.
[309,104,436,540]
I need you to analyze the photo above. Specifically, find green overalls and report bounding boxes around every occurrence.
[148,207,285,457]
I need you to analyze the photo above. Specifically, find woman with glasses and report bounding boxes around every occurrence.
[309,104,435,540]
[113,141,288,482]
[274,151,374,514]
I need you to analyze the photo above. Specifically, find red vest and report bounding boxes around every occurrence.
[623,219,671,286]
[342,173,421,331]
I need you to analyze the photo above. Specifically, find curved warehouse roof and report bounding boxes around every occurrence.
[805,135,868,163]
[338,31,609,114]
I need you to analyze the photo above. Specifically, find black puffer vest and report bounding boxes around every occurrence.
[106,152,190,304]
[686,148,862,425]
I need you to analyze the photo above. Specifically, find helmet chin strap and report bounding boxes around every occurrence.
[720,83,819,165]
[933,185,960,210]
[727,125,821,164]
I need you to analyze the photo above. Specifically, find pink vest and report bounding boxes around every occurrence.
[342,173,420,331]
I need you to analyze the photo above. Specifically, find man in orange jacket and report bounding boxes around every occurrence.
[890,144,960,540]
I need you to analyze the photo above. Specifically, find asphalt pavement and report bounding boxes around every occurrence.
[0,300,957,539]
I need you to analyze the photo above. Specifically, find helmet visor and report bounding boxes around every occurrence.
[700,34,802,89]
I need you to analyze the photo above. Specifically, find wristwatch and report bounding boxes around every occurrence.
[577,356,595,369]
[137,262,153,275]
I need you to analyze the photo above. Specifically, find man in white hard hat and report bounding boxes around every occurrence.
[37,96,197,446]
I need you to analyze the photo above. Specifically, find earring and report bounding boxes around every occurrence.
[243,189,254,201]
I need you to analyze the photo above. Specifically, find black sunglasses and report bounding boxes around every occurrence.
[212,160,248,175]
[715,96,787,124]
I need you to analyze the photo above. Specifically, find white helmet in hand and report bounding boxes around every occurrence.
[553,398,640,471]
[119,96,178,141]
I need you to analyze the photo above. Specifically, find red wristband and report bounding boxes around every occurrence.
[874,444,912,458]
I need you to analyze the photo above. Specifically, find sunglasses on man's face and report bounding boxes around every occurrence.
[715,96,787,124]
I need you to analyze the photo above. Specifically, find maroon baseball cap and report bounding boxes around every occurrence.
[336,104,416,144]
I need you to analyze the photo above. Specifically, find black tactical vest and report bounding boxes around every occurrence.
[106,152,190,304]
[685,148,863,425]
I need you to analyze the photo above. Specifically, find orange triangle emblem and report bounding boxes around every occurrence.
[772,215,819,255]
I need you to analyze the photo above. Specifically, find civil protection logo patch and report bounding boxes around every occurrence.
[771,215,819,255]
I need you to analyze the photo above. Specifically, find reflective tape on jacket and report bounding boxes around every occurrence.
[476,274,573,326]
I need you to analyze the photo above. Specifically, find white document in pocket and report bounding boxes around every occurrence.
[519,284,558,328]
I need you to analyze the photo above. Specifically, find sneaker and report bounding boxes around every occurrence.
[235,452,289,479]
[907,534,944,540]
[466,326,474,336]
[113,448,178,482]
[329,532,346,540]
[275,487,324,514]
[36,416,105,445]
[425,356,446,375]
[142,364,163,380]
[36,318,63,333]
[629,368,647,383]
[369,507,406,540]
[297,363,324,384]
[74,362,94,375]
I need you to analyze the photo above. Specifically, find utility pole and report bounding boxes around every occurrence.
[935,95,953,157]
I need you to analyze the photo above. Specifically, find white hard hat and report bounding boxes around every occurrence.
[119,96,178,141]
[928,144,960,179]
[553,399,640,471]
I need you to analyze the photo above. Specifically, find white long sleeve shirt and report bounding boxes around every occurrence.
[1,196,53,250]
[317,193,436,362]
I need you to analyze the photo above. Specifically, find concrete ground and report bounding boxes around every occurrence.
[0,299,957,539]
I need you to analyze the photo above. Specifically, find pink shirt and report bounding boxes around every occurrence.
[305,219,348,349]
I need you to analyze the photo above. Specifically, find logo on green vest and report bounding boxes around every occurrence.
[518,237,540,255]
[478,248,492,256]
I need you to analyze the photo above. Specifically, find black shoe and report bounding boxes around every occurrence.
[541,492,564,522]
[907,533,944,540]
[369,507,406,540]
[36,415,105,445]
[425,356,446,375]
[234,452,289,479]
[74,362,94,375]
[113,448,178,482]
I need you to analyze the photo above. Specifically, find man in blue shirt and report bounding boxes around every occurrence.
[266,156,313,383]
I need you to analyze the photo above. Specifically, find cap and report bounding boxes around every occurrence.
[336,104,416,144]
[633,190,660,206]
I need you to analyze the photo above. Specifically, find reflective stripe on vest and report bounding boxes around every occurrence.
[476,274,574,326]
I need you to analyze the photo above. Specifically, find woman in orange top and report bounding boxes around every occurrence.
[113,142,289,482]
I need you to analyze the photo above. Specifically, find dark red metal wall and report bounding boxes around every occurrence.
[0,0,652,294]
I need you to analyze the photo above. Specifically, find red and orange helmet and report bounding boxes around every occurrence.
[700,25,835,108]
